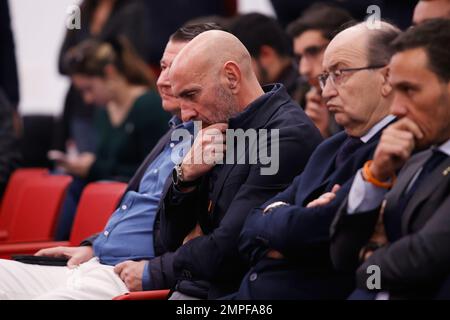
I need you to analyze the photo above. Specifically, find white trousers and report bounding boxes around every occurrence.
[0,258,128,300]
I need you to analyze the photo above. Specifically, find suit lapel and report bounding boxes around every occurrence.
[402,156,450,232]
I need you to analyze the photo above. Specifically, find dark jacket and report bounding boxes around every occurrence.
[0,0,20,107]
[159,84,322,299]
[234,127,387,300]
[0,89,21,197]
[331,149,450,299]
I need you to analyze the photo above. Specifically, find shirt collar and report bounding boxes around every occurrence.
[437,139,450,156]
[168,116,194,131]
[360,115,396,143]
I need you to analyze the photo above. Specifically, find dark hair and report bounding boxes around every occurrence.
[228,13,292,58]
[366,22,402,66]
[287,2,355,41]
[391,18,450,82]
[63,36,155,87]
[170,22,224,42]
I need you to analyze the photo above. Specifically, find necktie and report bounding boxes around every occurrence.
[335,136,364,168]
[385,149,448,241]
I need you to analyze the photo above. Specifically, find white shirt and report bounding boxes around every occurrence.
[348,138,450,214]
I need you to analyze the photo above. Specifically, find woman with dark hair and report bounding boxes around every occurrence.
[55,0,151,154]
[53,37,169,240]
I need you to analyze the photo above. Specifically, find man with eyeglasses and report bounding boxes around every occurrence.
[331,18,450,300]
[231,21,400,300]
[287,3,354,138]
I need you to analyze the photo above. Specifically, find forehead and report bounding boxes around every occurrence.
[413,0,450,24]
[389,48,430,82]
[161,40,188,64]
[322,30,367,69]
[293,29,328,52]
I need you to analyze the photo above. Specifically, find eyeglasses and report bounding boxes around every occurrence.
[295,44,328,63]
[318,65,386,90]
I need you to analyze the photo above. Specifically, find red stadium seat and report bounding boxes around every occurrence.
[0,169,72,243]
[0,168,48,240]
[113,289,170,300]
[0,181,126,259]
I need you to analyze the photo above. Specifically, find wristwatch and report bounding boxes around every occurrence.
[262,201,290,215]
[172,163,200,189]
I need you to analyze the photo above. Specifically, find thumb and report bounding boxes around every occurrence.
[67,255,82,269]
[114,262,126,275]
[331,184,341,194]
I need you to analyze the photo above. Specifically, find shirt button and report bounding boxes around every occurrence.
[170,143,175,148]
[249,272,258,282]
[103,230,109,237]
[121,205,127,210]
[153,169,158,174]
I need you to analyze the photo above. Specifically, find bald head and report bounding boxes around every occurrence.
[413,0,450,25]
[324,22,401,70]
[171,30,254,81]
[168,30,264,124]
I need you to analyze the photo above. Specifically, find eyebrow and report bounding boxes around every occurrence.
[392,81,420,90]
[177,85,201,98]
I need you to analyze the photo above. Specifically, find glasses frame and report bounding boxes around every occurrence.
[318,65,386,90]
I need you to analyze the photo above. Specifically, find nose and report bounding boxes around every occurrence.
[157,68,170,88]
[180,103,198,122]
[321,76,337,102]
[83,92,94,105]
[390,92,408,118]
[299,57,311,78]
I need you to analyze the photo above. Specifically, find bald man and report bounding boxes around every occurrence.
[159,30,322,300]
[413,0,450,25]
[233,22,400,300]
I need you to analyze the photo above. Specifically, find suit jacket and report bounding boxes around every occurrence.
[82,127,179,290]
[331,149,450,299]
[234,127,386,300]
[159,84,323,299]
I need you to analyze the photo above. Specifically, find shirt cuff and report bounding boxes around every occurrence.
[347,170,388,214]
[142,261,152,291]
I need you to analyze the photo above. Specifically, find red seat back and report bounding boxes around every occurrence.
[5,174,73,243]
[69,181,127,246]
[0,169,49,241]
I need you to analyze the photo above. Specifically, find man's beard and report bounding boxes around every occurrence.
[209,85,241,124]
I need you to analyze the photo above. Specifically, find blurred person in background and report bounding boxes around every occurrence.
[413,0,450,24]
[229,12,307,104]
[287,3,354,138]
[54,0,151,155]
[53,37,169,240]
[0,89,21,199]
[0,0,21,137]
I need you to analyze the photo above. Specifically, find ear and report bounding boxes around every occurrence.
[223,61,241,94]
[380,66,393,97]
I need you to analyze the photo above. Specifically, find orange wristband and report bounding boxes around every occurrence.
[362,160,396,189]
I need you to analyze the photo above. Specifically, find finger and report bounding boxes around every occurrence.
[35,247,66,257]
[114,261,127,275]
[391,118,423,140]
[207,123,228,133]
[331,184,341,194]
[67,256,82,269]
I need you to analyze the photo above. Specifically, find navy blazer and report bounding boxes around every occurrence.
[235,127,388,300]
[159,84,322,299]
